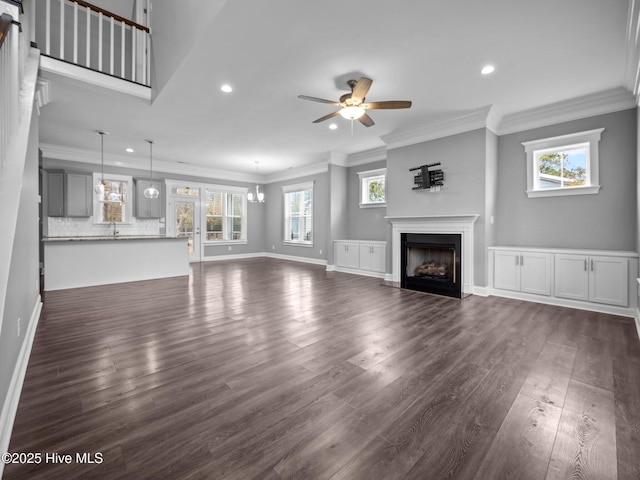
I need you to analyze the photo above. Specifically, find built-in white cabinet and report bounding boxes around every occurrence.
[333,240,386,277]
[335,241,360,269]
[490,247,637,315]
[555,254,628,307]
[494,250,551,296]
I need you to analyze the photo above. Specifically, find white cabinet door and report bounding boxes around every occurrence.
[589,256,628,306]
[335,242,359,269]
[494,251,520,292]
[359,244,385,273]
[554,254,589,301]
[520,253,551,296]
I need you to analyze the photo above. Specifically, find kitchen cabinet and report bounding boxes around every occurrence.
[65,172,92,217]
[359,243,386,273]
[335,241,360,269]
[134,178,164,219]
[47,171,65,217]
[555,254,628,306]
[493,250,551,296]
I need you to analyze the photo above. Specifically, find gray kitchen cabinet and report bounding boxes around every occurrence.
[134,178,164,219]
[65,172,92,217]
[47,171,65,217]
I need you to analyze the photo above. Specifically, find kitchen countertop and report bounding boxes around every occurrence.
[42,235,184,242]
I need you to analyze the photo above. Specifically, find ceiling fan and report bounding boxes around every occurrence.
[298,77,412,127]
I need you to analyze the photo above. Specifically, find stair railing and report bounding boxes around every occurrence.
[0,7,20,171]
[33,0,150,86]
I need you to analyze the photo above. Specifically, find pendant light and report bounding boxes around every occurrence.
[144,139,159,199]
[94,130,109,194]
[247,161,265,203]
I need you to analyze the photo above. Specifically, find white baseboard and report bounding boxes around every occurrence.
[201,252,266,262]
[264,252,327,266]
[635,308,640,340]
[489,288,635,318]
[473,286,490,297]
[330,265,386,279]
[0,296,42,478]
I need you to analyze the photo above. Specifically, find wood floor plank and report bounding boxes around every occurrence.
[3,258,638,479]
[545,380,617,480]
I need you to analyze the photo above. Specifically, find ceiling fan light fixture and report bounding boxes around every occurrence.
[339,105,366,120]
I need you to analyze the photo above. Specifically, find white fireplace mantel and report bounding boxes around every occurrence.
[386,215,479,294]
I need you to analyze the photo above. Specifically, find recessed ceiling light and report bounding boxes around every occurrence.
[126,148,134,153]
[329,124,338,130]
[481,65,495,75]
[220,84,233,93]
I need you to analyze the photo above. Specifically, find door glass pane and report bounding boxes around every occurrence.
[176,201,194,253]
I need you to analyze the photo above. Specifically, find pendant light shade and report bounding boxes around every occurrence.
[248,161,265,203]
[144,139,160,199]
[94,131,109,194]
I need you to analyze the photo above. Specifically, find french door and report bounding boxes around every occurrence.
[173,198,201,262]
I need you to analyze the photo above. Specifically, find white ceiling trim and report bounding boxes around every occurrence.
[380,105,496,150]
[264,162,329,184]
[495,87,636,135]
[624,0,640,99]
[39,143,261,183]
[346,146,387,167]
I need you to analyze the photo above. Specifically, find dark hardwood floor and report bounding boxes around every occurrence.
[4,258,640,479]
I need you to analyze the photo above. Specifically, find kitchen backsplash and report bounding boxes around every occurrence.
[48,217,165,237]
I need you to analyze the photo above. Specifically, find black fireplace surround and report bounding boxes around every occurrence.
[401,233,462,298]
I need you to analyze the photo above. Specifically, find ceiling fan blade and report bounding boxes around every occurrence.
[361,100,412,109]
[312,110,341,123]
[350,77,373,104]
[298,95,340,105]
[358,113,375,127]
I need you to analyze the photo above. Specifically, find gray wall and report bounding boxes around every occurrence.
[264,171,329,262]
[386,129,490,286]
[328,164,348,265]
[496,108,637,251]
[1,105,40,414]
[346,159,388,241]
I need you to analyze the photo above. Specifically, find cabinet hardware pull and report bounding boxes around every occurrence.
[584,259,587,271]
[520,255,524,266]
[591,259,594,271]
[515,255,519,266]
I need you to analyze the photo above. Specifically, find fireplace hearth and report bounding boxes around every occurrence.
[401,233,462,298]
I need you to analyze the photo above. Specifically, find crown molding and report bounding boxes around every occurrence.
[625,0,640,100]
[380,105,495,150]
[39,143,260,183]
[496,87,636,135]
[346,146,387,167]
[264,162,329,184]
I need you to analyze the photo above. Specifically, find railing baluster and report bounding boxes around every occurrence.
[45,0,50,55]
[59,0,64,60]
[120,20,124,78]
[142,30,147,85]
[85,5,90,68]
[131,26,136,83]
[97,11,102,72]
[73,1,78,63]
[30,0,36,44]
[109,15,114,74]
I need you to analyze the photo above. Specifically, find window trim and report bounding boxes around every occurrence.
[92,172,133,224]
[282,181,314,246]
[358,168,387,208]
[522,128,604,198]
[204,187,247,243]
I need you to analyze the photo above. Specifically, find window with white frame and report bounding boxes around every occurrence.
[358,168,386,206]
[522,128,604,198]
[205,189,245,241]
[93,173,133,223]
[283,182,313,245]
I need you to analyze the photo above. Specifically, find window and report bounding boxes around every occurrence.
[93,173,133,223]
[283,182,313,245]
[522,128,604,198]
[205,188,246,242]
[358,168,386,207]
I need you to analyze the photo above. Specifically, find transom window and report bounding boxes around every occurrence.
[93,173,133,223]
[358,168,386,207]
[283,182,313,245]
[522,128,604,198]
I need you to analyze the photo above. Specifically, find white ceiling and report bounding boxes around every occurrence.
[38,0,633,178]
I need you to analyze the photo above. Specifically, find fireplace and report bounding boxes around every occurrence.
[387,215,479,297]
[401,233,461,298]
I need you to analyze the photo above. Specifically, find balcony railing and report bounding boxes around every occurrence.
[0,8,19,170]
[32,0,150,86]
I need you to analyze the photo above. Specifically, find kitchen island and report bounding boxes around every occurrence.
[43,236,189,291]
